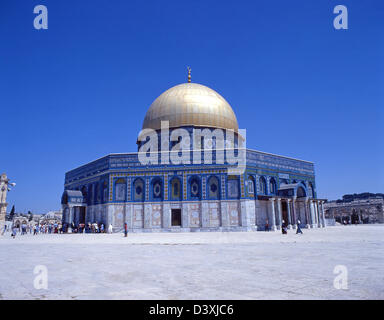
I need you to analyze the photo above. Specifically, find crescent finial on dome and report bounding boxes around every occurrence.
[187,66,191,83]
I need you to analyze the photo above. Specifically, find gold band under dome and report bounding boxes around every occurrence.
[142,83,239,131]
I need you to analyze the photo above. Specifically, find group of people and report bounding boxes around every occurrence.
[62,222,114,234]
[264,219,304,234]
[2,222,62,238]
[3,222,116,238]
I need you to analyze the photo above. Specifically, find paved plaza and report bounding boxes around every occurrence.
[0,225,383,300]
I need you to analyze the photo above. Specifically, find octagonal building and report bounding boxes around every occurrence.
[61,76,326,232]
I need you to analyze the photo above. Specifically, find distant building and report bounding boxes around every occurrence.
[11,214,35,228]
[10,211,62,228]
[39,210,62,225]
[324,194,384,224]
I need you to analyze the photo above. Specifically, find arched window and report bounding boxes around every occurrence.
[269,178,277,195]
[102,180,108,202]
[189,176,201,200]
[151,178,162,200]
[170,177,182,201]
[297,186,306,198]
[115,178,127,201]
[208,176,220,199]
[133,178,145,201]
[247,176,255,195]
[228,176,240,199]
[259,177,267,195]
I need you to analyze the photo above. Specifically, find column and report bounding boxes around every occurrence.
[291,197,297,229]
[286,199,292,229]
[304,199,310,228]
[269,198,277,231]
[320,201,326,227]
[68,206,74,233]
[310,200,316,228]
[276,198,282,230]
[74,207,79,225]
[315,201,321,227]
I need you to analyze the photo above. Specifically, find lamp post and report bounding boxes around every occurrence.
[0,173,16,232]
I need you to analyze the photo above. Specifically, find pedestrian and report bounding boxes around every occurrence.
[124,222,128,237]
[108,224,113,234]
[296,220,303,234]
[100,223,104,233]
[11,226,17,238]
[281,220,287,234]
[1,224,7,235]
[265,219,269,232]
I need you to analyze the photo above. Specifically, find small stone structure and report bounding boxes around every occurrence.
[0,173,15,231]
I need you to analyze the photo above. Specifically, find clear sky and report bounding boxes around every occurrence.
[1,0,382,213]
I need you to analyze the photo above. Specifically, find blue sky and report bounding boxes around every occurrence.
[0,0,382,213]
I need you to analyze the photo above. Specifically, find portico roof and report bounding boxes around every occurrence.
[278,183,300,191]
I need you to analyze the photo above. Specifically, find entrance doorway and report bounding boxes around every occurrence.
[171,209,182,226]
[282,201,288,226]
[79,207,86,224]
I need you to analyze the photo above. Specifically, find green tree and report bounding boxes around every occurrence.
[28,210,33,222]
[8,205,15,220]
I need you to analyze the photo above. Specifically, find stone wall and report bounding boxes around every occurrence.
[324,198,384,224]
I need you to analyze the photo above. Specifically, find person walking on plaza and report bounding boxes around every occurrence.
[124,222,128,237]
[281,220,288,234]
[108,224,113,234]
[21,223,26,235]
[296,220,303,234]
[1,224,7,235]
[11,226,17,238]
[265,219,269,232]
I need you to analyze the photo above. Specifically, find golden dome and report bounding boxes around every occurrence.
[142,83,238,131]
